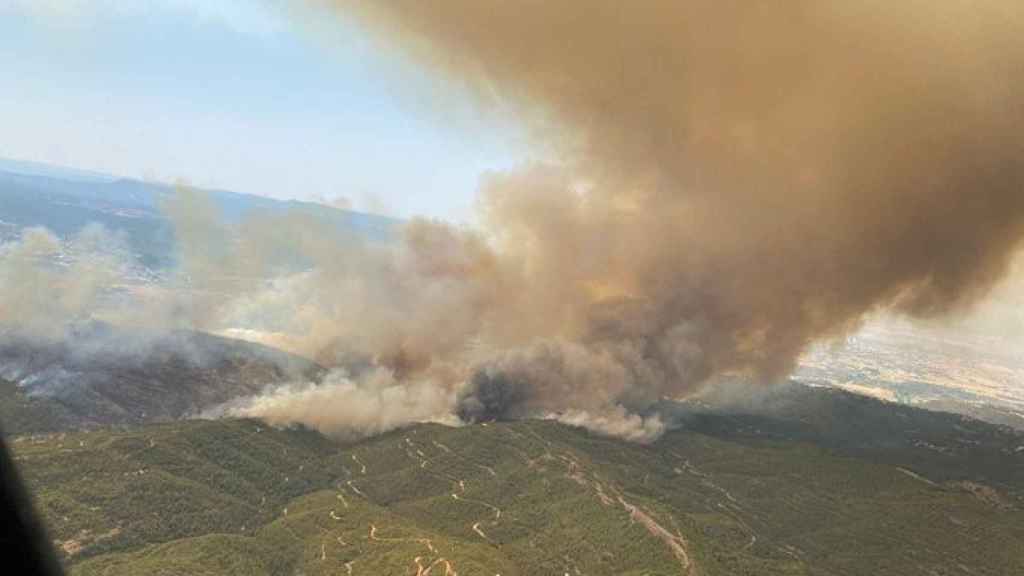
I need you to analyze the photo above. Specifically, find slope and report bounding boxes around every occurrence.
[0,326,324,434]
[10,385,1024,575]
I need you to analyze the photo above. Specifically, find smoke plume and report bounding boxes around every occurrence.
[218,368,457,441]
[265,0,1024,437]
[11,2,1024,441]
[0,225,127,342]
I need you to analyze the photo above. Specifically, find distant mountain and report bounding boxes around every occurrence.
[0,157,118,184]
[0,325,323,434]
[0,157,398,268]
[11,383,1024,575]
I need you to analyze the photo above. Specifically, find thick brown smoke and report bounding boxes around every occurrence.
[261,0,1024,434]
[16,2,1024,441]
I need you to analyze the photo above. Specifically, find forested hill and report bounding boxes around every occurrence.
[0,327,323,434]
[11,384,1024,576]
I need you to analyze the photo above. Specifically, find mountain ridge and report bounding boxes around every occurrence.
[0,325,324,434]
[0,158,398,267]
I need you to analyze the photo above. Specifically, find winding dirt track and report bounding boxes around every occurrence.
[369,524,456,575]
[423,557,458,576]
[897,467,938,486]
[617,495,694,574]
[672,450,762,555]
[369,524,436,553]
[351,454,367,474]
[550,446,699,575]
[452,493,502,520]
[451,492,501,541]
[403,437,432,469]
[347,480,366,497]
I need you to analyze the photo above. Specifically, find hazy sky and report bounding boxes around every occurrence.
[0,0,522,220]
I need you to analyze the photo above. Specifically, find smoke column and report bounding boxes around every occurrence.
[249,0,1024,437]
[12,2,1024,441]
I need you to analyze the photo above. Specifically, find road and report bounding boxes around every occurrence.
[451,492,501,541]
[351,454,367,474]
[369,523,452,575]
[347,480,366,497]
[617,495,694,575]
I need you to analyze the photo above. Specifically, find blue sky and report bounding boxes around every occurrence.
[0,1,523,220]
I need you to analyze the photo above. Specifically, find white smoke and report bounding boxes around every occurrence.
[551,408,666,444]
[0,225,127,342]
[222,368,458,441]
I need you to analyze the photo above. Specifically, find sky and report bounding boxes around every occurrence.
[0,0,523,220]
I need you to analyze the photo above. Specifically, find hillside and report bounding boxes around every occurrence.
[0,326,323,434]
[10,384,1024,576]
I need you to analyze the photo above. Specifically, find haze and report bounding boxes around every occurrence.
[0,0,521,220]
